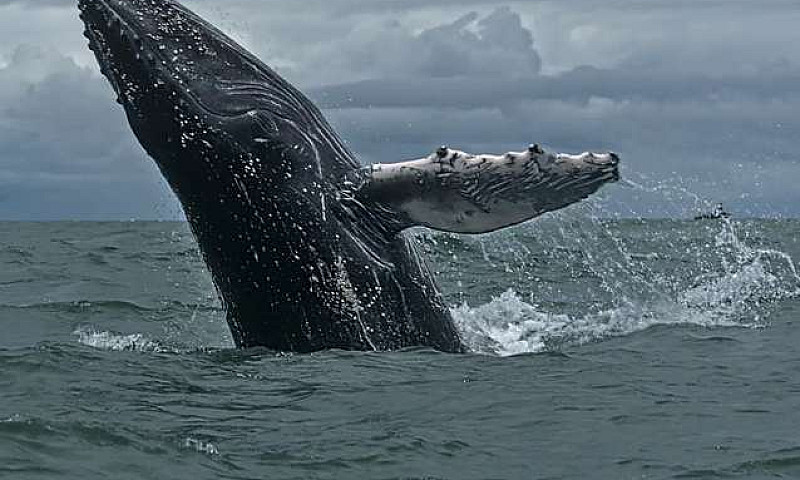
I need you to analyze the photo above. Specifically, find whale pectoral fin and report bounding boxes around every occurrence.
[356,146,620,234]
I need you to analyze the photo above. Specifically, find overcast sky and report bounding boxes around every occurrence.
[1,0,798,219]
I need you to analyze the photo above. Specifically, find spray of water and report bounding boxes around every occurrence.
[450,176,800,356]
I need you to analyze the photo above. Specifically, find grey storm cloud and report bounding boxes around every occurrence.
[0,0,799,218]
[238,5,542,85]
[312,68,800,109]
[384,7,542,78]
[0,45,176,219]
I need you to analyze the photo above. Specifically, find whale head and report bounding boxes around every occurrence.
[78,0,358,185]
[80,0,251,120]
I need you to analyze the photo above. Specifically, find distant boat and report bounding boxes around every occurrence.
[694,203,730,220]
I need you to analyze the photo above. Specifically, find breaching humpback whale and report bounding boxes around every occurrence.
[78,0,619,353]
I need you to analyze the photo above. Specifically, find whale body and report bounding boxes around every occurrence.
[78,0,619,352]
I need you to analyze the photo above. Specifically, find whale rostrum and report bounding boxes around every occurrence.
[77,0,619,352]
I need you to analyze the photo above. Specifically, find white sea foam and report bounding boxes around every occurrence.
[453,219,799,357]
[74,327,165,352]
[452,290,747,357]
[184,437,219,456]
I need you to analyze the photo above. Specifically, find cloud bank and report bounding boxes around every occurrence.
[0,0,798,218]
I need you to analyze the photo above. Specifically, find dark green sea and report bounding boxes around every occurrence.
[2,217,800,479]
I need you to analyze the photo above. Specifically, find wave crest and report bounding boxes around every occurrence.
[451,219,799,357]
[74,327,165,352]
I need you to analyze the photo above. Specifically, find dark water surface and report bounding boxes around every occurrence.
[2,218,800,479]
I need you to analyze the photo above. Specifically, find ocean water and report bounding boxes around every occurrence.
[2,215,800,479]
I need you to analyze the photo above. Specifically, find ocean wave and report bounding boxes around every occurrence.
[0,300,152,313]
[183,437,220,456]
[452,230,798,356]
[451,289,749,356]
[72,321,232,354]
[0,299,221,314]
